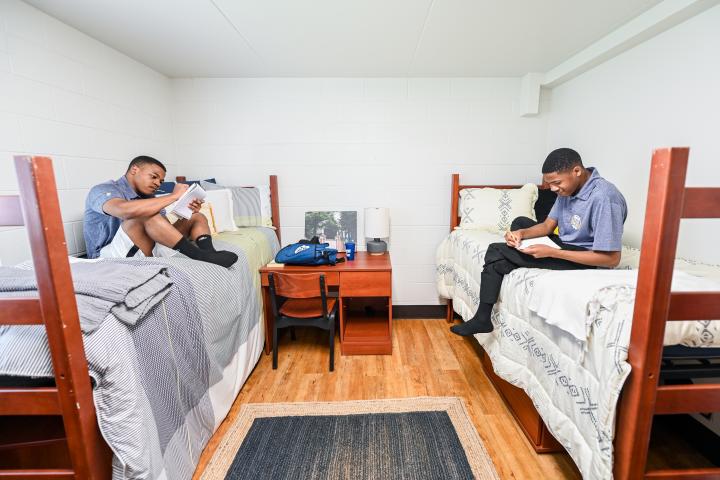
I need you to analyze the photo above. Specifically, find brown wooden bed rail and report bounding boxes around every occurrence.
[0,156,112,479]
[613,147,720,480]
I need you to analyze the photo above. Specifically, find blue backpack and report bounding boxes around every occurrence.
[275,241,341,266]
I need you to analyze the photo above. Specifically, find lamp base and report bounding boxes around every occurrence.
[366,239,387,255]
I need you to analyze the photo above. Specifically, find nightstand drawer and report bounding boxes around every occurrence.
[340,272,391,296]
[261,271,339,287]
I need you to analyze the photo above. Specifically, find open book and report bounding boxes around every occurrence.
[171,184,207,220]
[517,236,561,250]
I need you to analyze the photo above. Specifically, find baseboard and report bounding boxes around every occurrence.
[392,305,447,319]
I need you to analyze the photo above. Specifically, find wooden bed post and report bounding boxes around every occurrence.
[270,174,281,244]
[613,148,689,480]
[446,174,460,322]
[0,156,112,478]
[450,173,460,232]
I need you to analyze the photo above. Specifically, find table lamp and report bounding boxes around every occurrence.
[364,207,390,255]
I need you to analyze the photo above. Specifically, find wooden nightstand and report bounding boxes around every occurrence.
[260,252,392,355]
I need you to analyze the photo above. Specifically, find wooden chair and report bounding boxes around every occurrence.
[268,272,338,372]
[614,147,720,479]
[0,156,112,478]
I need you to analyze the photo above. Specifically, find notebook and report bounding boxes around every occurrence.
[517,236,561,250]
[171,184,207,220]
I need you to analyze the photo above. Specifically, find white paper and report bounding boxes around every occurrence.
[517,236,561,250]
[171,184,207,220]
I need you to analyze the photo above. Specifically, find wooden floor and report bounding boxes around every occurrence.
[193,319,716,479]
[194,319,579,479]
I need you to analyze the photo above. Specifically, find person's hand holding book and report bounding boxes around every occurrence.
[505,229,522,248]
[171,182,189,199]
[188,199,204,214]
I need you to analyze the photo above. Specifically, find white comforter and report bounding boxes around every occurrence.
[436,229,720,480]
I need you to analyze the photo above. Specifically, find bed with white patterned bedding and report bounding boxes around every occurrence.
[436,229,720,480]
[0,228,279,480]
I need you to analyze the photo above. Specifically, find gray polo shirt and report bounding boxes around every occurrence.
[547,167,627,251]
[83,176,147,258]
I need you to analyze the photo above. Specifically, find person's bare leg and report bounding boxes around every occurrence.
[142,214,183,247]
[173,213,210,240]
[121,217,166,256]
[175,213,215,251]
[123,214,236,267]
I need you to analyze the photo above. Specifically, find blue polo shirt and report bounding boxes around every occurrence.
[83,176,148,258]
[547,168,627,251]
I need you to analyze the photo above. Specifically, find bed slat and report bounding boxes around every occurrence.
[653,383,720,414]
[668,292,720,321]
[645,467,720,479]
[0,298,43,325]
[682,188,720,219]
[0,196,24,227]
[0,388,61,415]
[0,470,75,479]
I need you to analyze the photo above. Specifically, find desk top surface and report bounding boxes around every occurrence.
[260,251,391,273]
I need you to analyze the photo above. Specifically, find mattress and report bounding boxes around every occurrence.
[437,229,720,350]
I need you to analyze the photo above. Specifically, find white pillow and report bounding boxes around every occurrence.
[205,189,237,233]
[255,184,274,226]
[458,183,538,233]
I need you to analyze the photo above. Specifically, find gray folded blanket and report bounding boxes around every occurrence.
[0,262,173,332]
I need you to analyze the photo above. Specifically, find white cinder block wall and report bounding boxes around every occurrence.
[546,4,720,265]
[4,0,717,305]
[0,0,173,265]
[169,78,551,305]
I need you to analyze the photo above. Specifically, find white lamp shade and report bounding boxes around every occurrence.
[364,207,390,238]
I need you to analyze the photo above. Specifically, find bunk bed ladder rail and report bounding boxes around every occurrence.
[0,156,111,479]
[614,147,720,480]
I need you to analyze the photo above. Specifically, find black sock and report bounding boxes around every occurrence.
[172,238,238,268]
[450,302,494,336]
[195,234,215,251]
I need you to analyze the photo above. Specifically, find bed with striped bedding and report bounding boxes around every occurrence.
[0,230,279,479]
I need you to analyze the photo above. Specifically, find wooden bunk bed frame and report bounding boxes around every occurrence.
[448,147,720,479]
[0,156,281,478]
[0,156,111,479]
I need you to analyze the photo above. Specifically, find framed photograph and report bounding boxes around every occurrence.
[304,211,357,249]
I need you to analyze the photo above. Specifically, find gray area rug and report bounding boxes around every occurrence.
[201,397,499,480]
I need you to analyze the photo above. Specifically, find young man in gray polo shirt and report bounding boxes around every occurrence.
[451,148,627,336]
[83,155,238,268]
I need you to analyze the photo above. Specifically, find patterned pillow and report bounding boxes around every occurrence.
[458,183,538,233]
[201,181,273,227]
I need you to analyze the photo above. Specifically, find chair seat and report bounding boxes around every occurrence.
[279,298,337,318]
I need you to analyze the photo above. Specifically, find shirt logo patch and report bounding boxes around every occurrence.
[571,214,582,230]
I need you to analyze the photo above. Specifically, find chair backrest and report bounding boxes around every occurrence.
[268,272,331,321]
[0,156,111,478]
[269,272,328,299]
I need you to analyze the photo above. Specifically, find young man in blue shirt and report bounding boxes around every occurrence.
[451,148,627,336]
[83,155,238,267]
